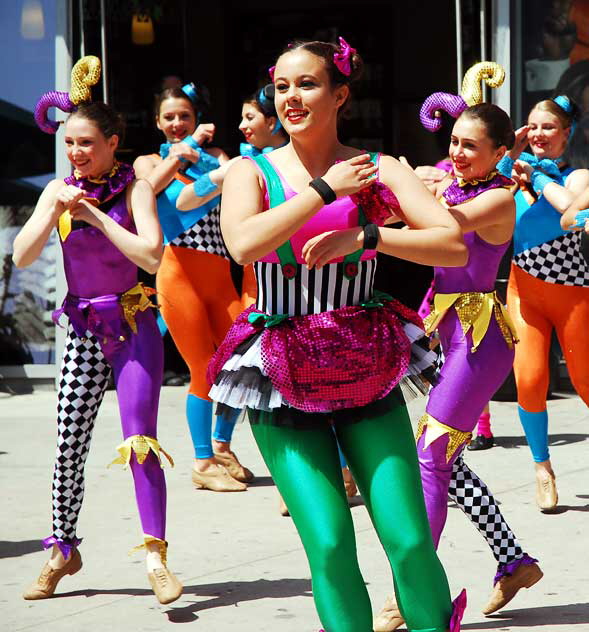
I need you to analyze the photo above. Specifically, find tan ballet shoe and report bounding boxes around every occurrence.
[278,493,290,517]
[23,549,82,600]
[535,472,558,512]
[213,450,254,482]
[148,566,183,604]
[482,561,543,615]
[373,596,405,632]
[191,465,247,492]
[342,467,358,498]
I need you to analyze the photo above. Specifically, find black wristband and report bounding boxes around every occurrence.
[363,223,379,250]
[309,177,337,205]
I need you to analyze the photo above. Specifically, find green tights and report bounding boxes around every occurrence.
[250,400,452,632]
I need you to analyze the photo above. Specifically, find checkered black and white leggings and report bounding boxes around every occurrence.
[52,327,112,540]
[449,456,523,564]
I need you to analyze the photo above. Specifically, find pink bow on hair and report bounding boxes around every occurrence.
[333,36,356,76]
[268,65,276,81]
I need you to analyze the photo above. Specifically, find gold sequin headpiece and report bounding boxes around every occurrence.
[420,61,506,132]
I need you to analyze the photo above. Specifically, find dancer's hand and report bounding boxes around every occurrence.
[168,142,199,164]
[192,123,215,146]
[513,160,533,185]
[507,125,530,161]
[210,156,242,186]
[69,198,102,227]
[302,228,364,269]
[322,154,378,198]
[54,184,85,215]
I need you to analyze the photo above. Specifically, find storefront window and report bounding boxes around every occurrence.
[0,1,57,365]
[521,0,589,165]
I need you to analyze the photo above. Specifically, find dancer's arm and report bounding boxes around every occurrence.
[176,156,242,211]
[220,154,378,265]
[560,187,589,230]
[516,162,589,213]
[68,180,163,273]
[134,144,199,195]
[445,187,515,237]
[302,155,467,269]
[13,179,68,268]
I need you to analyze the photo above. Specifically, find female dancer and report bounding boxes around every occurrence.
[375,73,544,632]
[498,95,589,511]
[134,83,251,492]
[15,57,182,603]
[237,84,357,508]
[208,37,467,632]
[239,83,289,157]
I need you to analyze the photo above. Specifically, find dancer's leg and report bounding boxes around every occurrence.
[250,417,372,632]
[420,312,514,546]
[335,400,452,632]
[449,456,523,564]
[52,326,111,554]
[106,309,166,542]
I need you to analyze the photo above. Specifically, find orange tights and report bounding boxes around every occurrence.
[507,263,589,412]
[157,246,243,399]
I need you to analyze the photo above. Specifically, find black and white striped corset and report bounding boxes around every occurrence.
[254,258,377,316]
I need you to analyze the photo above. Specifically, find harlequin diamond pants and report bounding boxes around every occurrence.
[51,311,166,545]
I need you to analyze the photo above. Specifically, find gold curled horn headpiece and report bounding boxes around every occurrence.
[460,61,505,106]
[69,55,102,105]
[420,60,506,131]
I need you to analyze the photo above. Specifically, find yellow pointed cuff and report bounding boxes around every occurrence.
[415,413,472,463]
[108,435,174,469]
[129,534,168,565]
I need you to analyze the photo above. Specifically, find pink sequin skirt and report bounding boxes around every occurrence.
[208,296,437,415]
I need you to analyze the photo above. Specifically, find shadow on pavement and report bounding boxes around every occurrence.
[246,476,276,488]
[0,540,42,559]
[493,433,589,449]
[165,577,313,622]
[462,602,589,628]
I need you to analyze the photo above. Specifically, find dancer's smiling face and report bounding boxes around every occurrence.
[449,115,505,182]
[239,102,276,149]
[527,108,569,161]
[64,115,118,178]
[273,49,348,137]
[156,96,197,143]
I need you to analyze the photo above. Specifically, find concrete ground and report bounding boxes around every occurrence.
[1,385,588,632]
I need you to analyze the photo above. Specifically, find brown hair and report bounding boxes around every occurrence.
[459,103,515,149]
[153,87,197,120]
[277,39,363,116]
[69,102,125,144]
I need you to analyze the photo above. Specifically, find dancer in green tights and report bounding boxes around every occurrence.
[208,37,466,632]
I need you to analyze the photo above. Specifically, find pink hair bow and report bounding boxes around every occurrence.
[333,36,356,76]
[268,65,276,81]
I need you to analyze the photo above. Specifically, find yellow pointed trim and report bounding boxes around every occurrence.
[120,283,157,334]
[129,534,168,565]
[416,413,472,463]
[108,435,174,469]
[423,291,518,353]
[58,210,73,241]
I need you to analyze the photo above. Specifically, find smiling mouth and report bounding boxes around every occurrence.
[286,109,308,122]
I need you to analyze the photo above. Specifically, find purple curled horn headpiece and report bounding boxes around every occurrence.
[419,61,505,132]
[34,55,101,134]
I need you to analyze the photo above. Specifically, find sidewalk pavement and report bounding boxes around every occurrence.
[1,385,588,632]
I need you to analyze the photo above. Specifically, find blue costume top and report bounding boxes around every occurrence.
[512,167,574,255]
[512,167,589,286]
[156,145,221,245]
